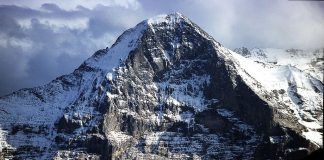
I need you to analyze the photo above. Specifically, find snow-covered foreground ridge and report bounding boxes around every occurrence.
[0,13,323,159]
[233,47,323,146]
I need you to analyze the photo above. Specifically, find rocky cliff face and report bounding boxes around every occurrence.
[0,13,322,160]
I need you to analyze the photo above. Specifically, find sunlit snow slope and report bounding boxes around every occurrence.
[234,47,323,146]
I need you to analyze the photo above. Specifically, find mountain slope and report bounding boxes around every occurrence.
[234,47,323,146]
[234,48,323,82]
[0,13,322,159]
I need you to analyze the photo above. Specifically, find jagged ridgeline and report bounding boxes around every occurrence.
[0,13,322,159]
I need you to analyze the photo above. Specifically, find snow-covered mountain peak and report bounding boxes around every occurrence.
[146,12,187,25]
[146,12,217,44]
[82,12,219,72]
[0,14,322,159]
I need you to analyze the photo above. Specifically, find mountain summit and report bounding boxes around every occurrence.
[0,13,322,159]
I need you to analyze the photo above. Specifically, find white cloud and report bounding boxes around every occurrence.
[0,0,141,10]
[0,33,33,51]
[8,37,33,50]
[17,18,89,30]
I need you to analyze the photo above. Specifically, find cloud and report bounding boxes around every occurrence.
[0,1,143,96]
[0,0,323,96]
[0,0,140,10]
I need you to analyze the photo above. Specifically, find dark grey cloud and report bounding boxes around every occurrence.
[0,1,144,96]
[0,0,323,96]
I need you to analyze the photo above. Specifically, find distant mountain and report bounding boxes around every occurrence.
[0,13,322,159]
[234,47,323,82]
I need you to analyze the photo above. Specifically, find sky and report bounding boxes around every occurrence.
[0,0,323,96]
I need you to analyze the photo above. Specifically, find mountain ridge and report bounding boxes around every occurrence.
[0,13,322,159]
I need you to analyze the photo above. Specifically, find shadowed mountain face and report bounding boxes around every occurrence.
[0,13,322,159]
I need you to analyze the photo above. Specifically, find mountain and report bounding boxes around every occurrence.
[233,47,323,144]
[234,47,323,82]
[0,13,322,159]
